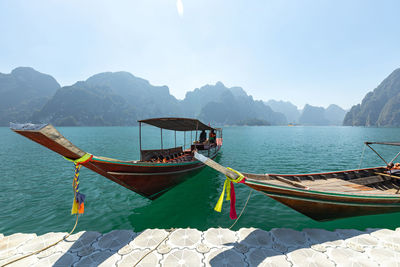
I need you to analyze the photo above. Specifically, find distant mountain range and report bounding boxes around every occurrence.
[264,100,347,126]
[344,68,400,126]
[1,67,288,126]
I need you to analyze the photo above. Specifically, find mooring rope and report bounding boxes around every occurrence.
[133,228,175,267]
[1,214,79,267]
[228,189,252,230]
[2,154,92,266]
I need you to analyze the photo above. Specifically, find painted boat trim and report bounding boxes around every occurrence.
[108,164,205,176]
[92,156,202,166]
[263,191,400,207]
[245,179,400,200]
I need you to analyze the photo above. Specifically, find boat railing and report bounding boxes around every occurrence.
[140,146,183,161]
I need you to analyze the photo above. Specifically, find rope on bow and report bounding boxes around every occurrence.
[64,153,92,214]
[214,167,246,219]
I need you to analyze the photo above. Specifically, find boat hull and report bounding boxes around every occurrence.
[84,157,209,199]
[245,175,400,221]
[11,123,222,199]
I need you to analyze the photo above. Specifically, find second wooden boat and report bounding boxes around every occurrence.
[194,142,400,221]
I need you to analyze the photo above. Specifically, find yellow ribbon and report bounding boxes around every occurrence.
[214,167,245,212]
[64,153,92,164]
[71,199,79,214]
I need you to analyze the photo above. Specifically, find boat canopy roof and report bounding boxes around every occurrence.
[138,117,215,131]
[365,142,400,146]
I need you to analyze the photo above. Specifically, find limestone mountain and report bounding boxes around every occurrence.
[344,68,400,126]
[325,104,347,125]
[31,71,183,126]
[298,104,328,125]
[31,82,137,126]
[265,100,300,123]
[197,82,287,125]
[299,104,346,126]
[181,82,247,117]
[85,72,182,118]
[0,67,60,125]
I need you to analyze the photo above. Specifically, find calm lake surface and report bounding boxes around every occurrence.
[2,126,400,235]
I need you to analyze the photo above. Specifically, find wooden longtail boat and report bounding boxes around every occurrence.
[194,142,400,221]
[11,118,222,200]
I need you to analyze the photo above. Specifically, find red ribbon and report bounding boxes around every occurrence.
[229,178,246,220]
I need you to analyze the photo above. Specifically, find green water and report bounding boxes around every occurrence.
[2,126,400,235]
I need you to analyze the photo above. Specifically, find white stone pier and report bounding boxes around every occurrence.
[1,227,400,266]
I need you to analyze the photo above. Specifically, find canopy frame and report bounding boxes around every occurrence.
[364,141,400,167]
[138,117,215,131]
[138,117,221,161]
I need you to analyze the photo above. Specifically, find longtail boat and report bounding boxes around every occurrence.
[194,142,400,221]
[11,118,222,200]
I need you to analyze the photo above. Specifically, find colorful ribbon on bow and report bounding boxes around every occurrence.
[64,153,93,214]
[214,167,246,219]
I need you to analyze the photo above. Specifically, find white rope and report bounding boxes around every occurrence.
[229,190,252,230]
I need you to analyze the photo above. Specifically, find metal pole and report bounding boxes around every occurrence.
[366,144,388,166]
[191,131,192,144]
[139,122,142,161]
[195,122,198,141]
[174,130,176,148]
[161,128,163,150]
[390,150,400,165]
[184,131,186,150]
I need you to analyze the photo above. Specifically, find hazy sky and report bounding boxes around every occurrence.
[1,0,400,109]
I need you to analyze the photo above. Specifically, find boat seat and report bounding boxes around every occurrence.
[349,175,389,185]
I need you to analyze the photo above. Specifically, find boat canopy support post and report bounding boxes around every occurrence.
[195,122,198,141]
[174,130,176,148]
[390,150,400,165]
[365,143,389,166]
[139,122,142,161]
[161,128,163,151]
[184,131,186,150]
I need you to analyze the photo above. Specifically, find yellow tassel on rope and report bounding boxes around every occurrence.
[71,200,79,214]
[214,167,244,212]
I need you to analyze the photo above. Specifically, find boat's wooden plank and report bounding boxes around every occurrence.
[311,184,369,192]
[302,178,348,186]
[350,175,388,185]
[259,179,395,195]
[303,175,388,187]
[375,172,400,180]
[274,176,309,189]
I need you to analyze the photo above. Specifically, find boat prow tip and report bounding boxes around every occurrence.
[10,122,49,131]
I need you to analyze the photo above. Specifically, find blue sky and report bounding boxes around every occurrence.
[1,0,399,109]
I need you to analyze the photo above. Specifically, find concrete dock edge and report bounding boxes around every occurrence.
[1,227,400,266]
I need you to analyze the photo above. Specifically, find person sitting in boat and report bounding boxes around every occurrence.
[209,129,216,144]
[394,163,400,169]
[156,155,164,163]
[199,130,207,143]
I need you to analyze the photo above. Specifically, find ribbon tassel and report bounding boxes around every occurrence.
[214,167,246,219]
[68,153,92,215]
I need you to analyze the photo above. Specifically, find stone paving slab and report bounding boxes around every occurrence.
[2,227,400,266]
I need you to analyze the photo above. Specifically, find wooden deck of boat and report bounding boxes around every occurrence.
[244,167,400,196]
